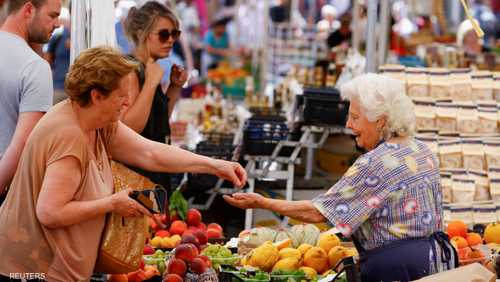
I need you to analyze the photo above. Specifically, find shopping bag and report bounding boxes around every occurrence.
[94,161,156,274]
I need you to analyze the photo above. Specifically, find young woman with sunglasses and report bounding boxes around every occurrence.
[122,2,188,193]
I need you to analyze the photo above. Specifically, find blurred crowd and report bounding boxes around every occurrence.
[1,0,500,96]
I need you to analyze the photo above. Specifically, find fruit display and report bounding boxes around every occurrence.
[207,61,248,86]
[239,232,357,280]
[446,220,496,266]
[148,198,224,253]
[118,189,226,281]
[162,243,215,281]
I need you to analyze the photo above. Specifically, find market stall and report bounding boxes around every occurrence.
[25,0,500,281]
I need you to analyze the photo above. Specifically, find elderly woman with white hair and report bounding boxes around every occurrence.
[225,73,457,281]
[456,19,489,56]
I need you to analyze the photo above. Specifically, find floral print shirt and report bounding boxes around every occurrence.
[312,139,442,251]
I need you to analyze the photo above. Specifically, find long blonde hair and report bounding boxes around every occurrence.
[124,1,179,57]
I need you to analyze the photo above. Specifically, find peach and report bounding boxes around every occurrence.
[163,274,183,282]
[155,230,170,238]
[182,229,195,237]
[143,244,154,255]
[181,234,200,248]
[175,243,199,262]
[199,255,212,268]
[208,223,223,232]
[190,257,208,274]
[187,209,202,227]
[207,228,222,239]
[167,258,187,277]
[194,230,208,245]
[197,222,207,231]
[169,220,187,236]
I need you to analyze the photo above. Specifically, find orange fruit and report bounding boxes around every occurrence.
[457,247,468,260]
[447,220,468,238]
[450,236,468,249]
[466,249,484,259]
[466,232,482,246]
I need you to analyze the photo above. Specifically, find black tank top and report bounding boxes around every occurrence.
[127,56,171,191]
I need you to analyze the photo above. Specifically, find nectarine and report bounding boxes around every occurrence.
[163,273,183,282]
[186,209,202,226]
[190,257,208,274]
[169,220,187,236]
[167,258,187,277]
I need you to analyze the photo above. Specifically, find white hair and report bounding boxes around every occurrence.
[456,19,480,46]
[321,5,336,18]
[340,73,416,139]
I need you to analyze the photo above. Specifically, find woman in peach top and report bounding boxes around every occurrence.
[0,47,246,281]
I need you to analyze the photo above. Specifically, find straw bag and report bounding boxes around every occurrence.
[94,161,156,274]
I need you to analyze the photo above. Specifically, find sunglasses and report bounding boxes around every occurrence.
[156,29,181,43]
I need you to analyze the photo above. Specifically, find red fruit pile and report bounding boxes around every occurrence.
[148,208,223,254]
[163,243,212,280]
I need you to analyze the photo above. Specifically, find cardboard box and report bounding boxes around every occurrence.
[414,263,495,282]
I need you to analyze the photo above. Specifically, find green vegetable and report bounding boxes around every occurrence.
[169,189,188,220]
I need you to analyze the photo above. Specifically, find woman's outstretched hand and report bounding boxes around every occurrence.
[223,192,265,209]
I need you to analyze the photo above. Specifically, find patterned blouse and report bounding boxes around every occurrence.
[312,139,442,251]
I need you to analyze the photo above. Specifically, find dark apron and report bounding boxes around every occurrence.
[353,232,458,282]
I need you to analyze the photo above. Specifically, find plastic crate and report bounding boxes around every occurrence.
[302,87,349,126]
[243,115,290,156]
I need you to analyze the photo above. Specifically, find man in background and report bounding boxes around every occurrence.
[0,0,7,24]
[0,0,61,205]
[44,6,70,103]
